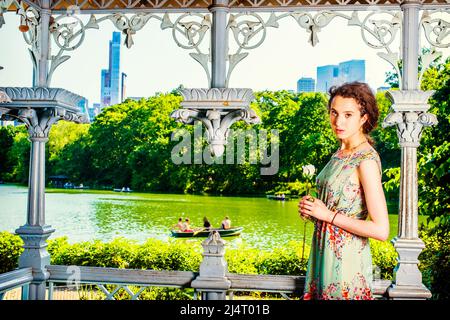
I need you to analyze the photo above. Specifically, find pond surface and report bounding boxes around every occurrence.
[0,184,422,250]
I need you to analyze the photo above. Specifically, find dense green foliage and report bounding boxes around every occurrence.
[0,231,23,273]
[0,126,15,181]
[418,228,450,300]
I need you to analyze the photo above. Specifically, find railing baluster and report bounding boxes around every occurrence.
[48,282,54,300]
[21,284,29,300]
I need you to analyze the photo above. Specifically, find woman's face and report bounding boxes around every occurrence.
[329,96,368,140]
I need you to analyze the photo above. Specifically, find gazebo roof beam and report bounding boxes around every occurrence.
[2,0,450,13]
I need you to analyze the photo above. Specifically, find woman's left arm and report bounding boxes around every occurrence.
[299,159,390,241]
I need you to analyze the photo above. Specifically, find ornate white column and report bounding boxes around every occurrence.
[383,91,437,299]
[383,0,437,299]
[210,0,229,88]
[383,1,437,298]
[36,0,51,87]
[0,87,89,300]
[401,1,421,90]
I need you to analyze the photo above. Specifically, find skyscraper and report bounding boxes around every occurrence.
[316,65,339,93]
[297,77,315,93]
[100,32,121,108]
[338,59,365,84]
[316,60,366,93]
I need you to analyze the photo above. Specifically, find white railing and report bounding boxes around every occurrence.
[0,267,33,300]
[44,265,391,300]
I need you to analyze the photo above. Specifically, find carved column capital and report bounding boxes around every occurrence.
[0,87,89,129]
[382,90,438,147]
[16,108,57,140]
[171,88,259,157]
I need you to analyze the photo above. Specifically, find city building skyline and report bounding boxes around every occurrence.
[297,77,315,93]
[100,32,121,108]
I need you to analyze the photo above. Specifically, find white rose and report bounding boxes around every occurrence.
[302,164,316,178]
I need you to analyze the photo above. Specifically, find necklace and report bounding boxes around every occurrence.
[337,139,368,158]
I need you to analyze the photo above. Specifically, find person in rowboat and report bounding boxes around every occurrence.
[173,217,184,231]
[203,217,212,230]
[182,218,194,232]
[221,216,231,230]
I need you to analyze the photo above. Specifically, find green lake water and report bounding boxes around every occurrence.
[0,184,427,250]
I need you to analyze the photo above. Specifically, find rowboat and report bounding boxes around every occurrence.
[170,226,244,238]
[266,194,291,201]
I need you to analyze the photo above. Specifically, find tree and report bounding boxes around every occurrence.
[6,126,30,184]
[47,121,90,181]
[0,126,15,181]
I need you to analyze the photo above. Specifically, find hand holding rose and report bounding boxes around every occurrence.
[298,196,334,223]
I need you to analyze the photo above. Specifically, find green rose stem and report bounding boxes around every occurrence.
[302,218,307,262]
[301,182,312,262]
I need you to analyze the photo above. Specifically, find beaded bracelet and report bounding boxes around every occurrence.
[330,212,338,225]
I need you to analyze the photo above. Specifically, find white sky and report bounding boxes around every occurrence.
[0,11,449,106]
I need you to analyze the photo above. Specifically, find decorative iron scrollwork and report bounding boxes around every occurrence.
[419,10,450,84]
[226,10,402,87]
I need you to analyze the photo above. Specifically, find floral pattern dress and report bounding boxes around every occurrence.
[303,146,382,300]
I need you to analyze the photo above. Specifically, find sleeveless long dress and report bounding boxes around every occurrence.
[303,146,382,300]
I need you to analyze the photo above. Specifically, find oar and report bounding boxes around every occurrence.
[192,227,206,236]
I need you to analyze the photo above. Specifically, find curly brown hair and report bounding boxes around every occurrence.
[327,82,379,143]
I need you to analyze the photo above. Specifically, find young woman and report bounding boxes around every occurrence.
[298,82,389,300]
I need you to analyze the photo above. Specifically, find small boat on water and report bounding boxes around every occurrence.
[266,194,291,201]
[113,187,132,192]
[171,226,244,238]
